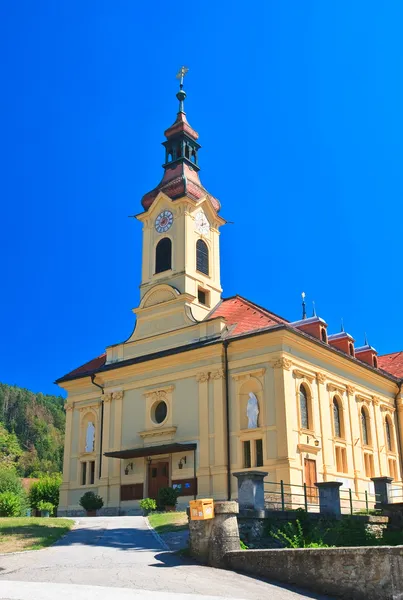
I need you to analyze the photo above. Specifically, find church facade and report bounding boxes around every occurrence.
[57,78,403,515]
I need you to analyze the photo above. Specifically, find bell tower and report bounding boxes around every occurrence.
[135,68,225,323]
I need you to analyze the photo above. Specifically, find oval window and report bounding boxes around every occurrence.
[153,401,167,424]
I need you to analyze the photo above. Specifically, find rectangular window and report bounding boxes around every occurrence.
[255,439,263,467]
[335,447,348,474]
[364,453,374,478]
[389,459,397,480]
[89,461,95,485]
[81,462,87,486]
[198,288,210,306]
[243,441,251,468]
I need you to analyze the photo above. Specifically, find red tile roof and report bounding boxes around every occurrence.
[57,296,403,384]
[57,353,106,382]
[210,295,288,336]
[378,351,403,378]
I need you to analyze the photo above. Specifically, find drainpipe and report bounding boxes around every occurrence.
[394,381,403,479]
[223,340,231,500]
[91,374,104,479]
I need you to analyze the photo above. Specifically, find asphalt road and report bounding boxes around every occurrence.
[0,516,333,600]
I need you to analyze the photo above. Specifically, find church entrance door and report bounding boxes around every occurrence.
[148,461,169,500]
[304,458,318,504]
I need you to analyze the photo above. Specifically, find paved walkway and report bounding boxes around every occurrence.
[0,516,333,600]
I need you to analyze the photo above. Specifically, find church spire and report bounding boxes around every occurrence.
[176,66,188,113]
[140,68,221,213]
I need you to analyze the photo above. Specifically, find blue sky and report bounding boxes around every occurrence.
[0,2,402,396]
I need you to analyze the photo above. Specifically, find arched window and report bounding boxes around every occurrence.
[385,417,393,452]
[361,408,369,446]
[155,238,172,273]
[333,397,342,438]
[321,328,327,343]
[299,384,309,430]
[196,239,209,276]
[373,356,378,368]
[349,343,354,356]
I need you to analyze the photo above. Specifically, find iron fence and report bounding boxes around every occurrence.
[264,480,320,512]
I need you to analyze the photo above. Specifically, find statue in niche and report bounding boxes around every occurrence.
[85,421,95,452]
[246,393,259,429]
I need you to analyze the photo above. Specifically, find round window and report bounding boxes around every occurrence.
[153,401,167,424]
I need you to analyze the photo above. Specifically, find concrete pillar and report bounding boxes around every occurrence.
[315,482,342,516]
[188,501,240,568]
[233,471,268,511]
[372,476,393,506]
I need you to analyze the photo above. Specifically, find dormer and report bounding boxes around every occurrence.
[328,331,355,357]
[291,316,328,343]
[355,341,378,369]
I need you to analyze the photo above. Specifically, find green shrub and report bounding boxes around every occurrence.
[79,491,104,512]
[157,487,178,507]
[323,516,378,547]
[271,518,329,549]
[29,473,61,515]
[0,491,22,516]
[139,498,157,512]
[240,539,249,549]
[37,500,54,513]
[0,467,26,515]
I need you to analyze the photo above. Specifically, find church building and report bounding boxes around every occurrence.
[57,74,403,515]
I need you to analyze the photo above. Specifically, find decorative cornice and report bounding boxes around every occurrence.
[270,357,292,371]
[356,394,372,405]
[327,383,345,397]
[144,385,174,401]
[103,393,113,403]
[78,401,100,412]
[65,403,74,412]
[316,373,327,384]
[346,386,355,396]
[232,368,266,381]
[112,391,124,401]
[380,404,396,414]
[293,369,315,382]
[211,368,225,380]
[371,395,381,406]
[139,426,177,439]
[196,371,210,383]
[297,442,321,455]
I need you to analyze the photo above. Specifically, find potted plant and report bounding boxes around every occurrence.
[139,498,157,516]
[37,500,54,518]
[157,487,178,512]
[79,491,104,516]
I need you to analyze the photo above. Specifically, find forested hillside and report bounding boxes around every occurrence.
[0,383,65,476]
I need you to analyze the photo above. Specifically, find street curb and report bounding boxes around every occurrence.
[144,516,170,551]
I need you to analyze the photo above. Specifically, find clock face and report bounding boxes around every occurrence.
[155,210,173,233]
[195,210,210,235]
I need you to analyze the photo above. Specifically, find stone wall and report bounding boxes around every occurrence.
[238,509,388,546]
[225,546,403,600]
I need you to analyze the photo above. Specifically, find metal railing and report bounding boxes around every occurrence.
[339,487,376,515]
[264,480,320,512]
[389,486,403,504]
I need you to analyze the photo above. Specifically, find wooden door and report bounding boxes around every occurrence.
[148,461,169,500]
[304,458,318,504]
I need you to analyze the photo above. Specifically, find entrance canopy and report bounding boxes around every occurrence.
[104,442,196,460]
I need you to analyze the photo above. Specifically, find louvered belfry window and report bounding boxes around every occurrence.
[155,238,172,273]
[196,239,209,276]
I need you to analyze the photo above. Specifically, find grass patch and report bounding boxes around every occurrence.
[148,511,188,534]
[0,517,74,553]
